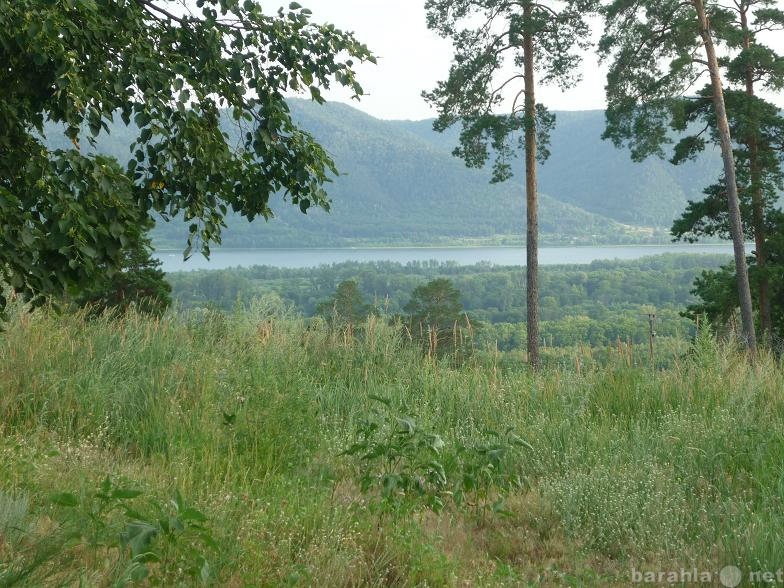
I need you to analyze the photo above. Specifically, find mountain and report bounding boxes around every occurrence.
[392,109,723,227]
[46,99,724,248]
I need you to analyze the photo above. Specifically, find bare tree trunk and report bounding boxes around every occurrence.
[693,0,757,355]
[523,1,540,370]
[740,5,772,343]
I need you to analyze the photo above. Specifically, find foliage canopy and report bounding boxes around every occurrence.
[0,0,374,311]
[423,0,597,182]
[316,279,374,326]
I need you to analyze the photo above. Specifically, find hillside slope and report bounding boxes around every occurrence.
[46,100,722,248]
[394,109,722,227]
[153,101,652,248]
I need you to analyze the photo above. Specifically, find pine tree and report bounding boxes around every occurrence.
[404,278,466,357]
[423,0,598,368]
[669,0,784,343]
[316,280,373,327]
[601,0,767,353]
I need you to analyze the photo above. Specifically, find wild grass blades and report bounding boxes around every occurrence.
[0,304,782,585]
[0,491,28,549]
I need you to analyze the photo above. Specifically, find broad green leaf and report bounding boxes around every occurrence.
[122,521,158,557]
[50,492,79,507]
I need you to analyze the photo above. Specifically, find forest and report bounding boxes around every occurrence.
[167,254,730,348]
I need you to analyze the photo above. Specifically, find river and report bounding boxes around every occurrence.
[155,243,739,273]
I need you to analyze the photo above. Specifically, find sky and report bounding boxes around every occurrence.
[277,0,608,120]
[262,0,783,121]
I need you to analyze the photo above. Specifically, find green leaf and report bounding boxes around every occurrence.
[135,111,151,127]
[508,433,533,450]
[396,417,416,434]
[491,499,512,517]
[20,229,35,247]
[124,560,150,582]
[112,488,144,500]
[79,244,98,259]
[178,507,207,522]
[199,556,212,583]
[381,474,398,496]
[50,492,79,507]
[368,394,391,407]
[123,507,148,521]
[122,521,158,557]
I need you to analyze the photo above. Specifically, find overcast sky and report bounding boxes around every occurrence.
[276,0,608,120]
[264,1,783,121]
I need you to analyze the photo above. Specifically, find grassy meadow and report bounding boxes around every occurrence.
[1,301,783,586]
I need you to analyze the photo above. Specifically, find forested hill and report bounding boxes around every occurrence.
[392,109,722,227]
[48,100,722,248]
[168,100,723,247]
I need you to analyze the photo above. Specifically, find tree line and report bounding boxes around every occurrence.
[166,255,728,349]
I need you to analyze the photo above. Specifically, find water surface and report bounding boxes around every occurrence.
[156,244,738,273]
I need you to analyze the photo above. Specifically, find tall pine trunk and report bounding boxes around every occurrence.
[740,5,772,343]
[523,1,540,369]
[693,0,757,354]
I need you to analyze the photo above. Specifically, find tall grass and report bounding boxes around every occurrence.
[1,301,782,586]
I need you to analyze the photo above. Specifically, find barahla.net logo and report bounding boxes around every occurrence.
[632,565,784,586]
